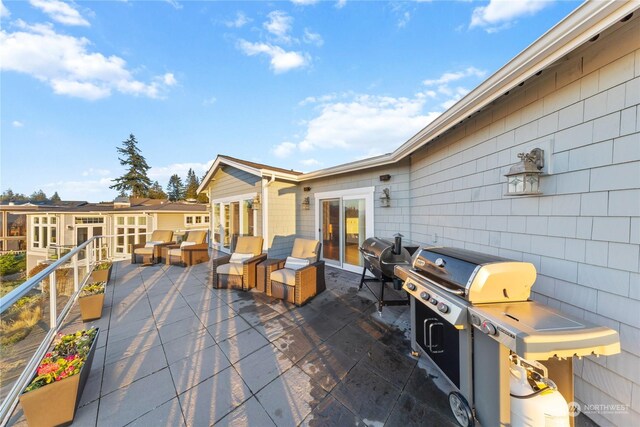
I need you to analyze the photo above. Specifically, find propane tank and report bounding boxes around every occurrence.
[510,355,570,427]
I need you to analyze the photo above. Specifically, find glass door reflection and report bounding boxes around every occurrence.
[321,199,340,265]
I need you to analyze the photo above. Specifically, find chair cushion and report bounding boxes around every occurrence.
[270,268,296,286]
[150,230,174,243]
[217,262,244,275]
[235,236,263,256]
[180,241,196,248]
[230,252,253,263]
[168,248,182,257]
[284,257,309,271]
[185,230,207,244]
[145,241,162,248]
[291,238,320,262]
[135,247,154,255]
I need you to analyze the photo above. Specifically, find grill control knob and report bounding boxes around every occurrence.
[429,298,438,305]
[471,315,481,326]
[406,283,416,291]
[420,292,430,301]
[481,321,497,335]
[437,303,449,314]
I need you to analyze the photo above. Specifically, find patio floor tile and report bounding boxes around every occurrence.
[104,329,162,364]
[324,324,375,362]
[96,368,176,426]
[162,329,216,364]
[101,345,168,395]
[218,328,269,364]
[298,343,357,393]
[236,303,280,326]
[169,344,231,394]
[179,366,252,426]
[252,314,296,342]
[213,396,276,427]
[207,314,251,342]
[301,394,365,427]
[256,365,327,427]
[127,398,186,426]
[386,391,458,427]
[157,316,205,343]
[272,325,324,364]
[234,344,294,394]
[360,341,416,390]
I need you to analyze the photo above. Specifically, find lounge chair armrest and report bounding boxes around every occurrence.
[242,253,268,265]
[183,243,209,252]
[165,243,181,250]
[131,243,145,251]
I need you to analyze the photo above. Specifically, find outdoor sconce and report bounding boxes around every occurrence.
[301,197,311,210]
[505,148,544,196]
[303,186,311,192]
[379,174,391,182]
[380,188,391,207]
[252,195,261,210]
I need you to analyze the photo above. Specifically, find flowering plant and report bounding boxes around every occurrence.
[80,282,105,297]
[24,328,98,393]
[94,261,112,271]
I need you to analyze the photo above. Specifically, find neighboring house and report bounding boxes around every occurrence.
[0,203,30,252]
[23,198,208,271]
[198,3,640,425]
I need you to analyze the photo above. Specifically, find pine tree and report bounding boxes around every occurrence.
[109,134,152,197]
[166,174,184,201]
[50,192,62,202]
[184,168,199,200]
[148,181,167,199]
[29,190,48,202]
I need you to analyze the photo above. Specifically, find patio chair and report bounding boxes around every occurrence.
[268,238,325,306]
[212,236,266,290]
[165,230,209,267]
[130,230,174,265]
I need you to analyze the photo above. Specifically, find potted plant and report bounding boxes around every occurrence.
[19,328,99,427]
[78,282,105,321]
[90,261,112,283]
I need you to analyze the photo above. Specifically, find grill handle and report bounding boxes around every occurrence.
[359,247,376,258]
[424,319,444,354]
[416,274,465,296]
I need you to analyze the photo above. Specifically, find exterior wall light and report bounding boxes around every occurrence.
[252,195,261,210]
[380,188,391,207]
[505,148,544,196]
[301,197,311,210]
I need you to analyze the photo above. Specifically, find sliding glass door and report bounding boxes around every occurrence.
[315,188,374,273]
[211,193,258,253]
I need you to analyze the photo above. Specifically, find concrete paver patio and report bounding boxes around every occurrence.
[9,259,459,427]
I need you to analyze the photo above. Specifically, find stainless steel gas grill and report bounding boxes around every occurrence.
[359,234,414,313]
[395,246,620,427]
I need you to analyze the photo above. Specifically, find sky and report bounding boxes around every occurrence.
[1,0,582,202]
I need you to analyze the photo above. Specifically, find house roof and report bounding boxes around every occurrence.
[19,200,208,214]
[197,155,302,194]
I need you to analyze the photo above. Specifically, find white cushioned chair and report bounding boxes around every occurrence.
[131,230,174,264]
[213,236,266,290]
[268,238,325,306]
[165,230,209,266]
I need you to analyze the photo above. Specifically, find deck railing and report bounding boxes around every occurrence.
[0,235,107,426]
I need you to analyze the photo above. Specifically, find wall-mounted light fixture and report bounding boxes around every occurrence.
[303,186,311,192]
[505,148,544,196]
[301,197,310,210]
[379,174,391,182]
[380,188,391,207]
[252,194,261,210]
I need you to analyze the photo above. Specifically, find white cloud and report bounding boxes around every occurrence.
[225,11,251,28]
[470,0,551,32]
[202,96,217,106]
[1,0,10,19]
[423,67,486,86]
[165,0,182,10]
[148,161,213,183]
[291,0,319,5]
[397,11,411,28]
[0,21,176,100]
[335,0,347,9]
[300,158,321,167]
[81,168,110,177]
[12,120,24,127]
[264,10,293,42]
[299,93,337,106]
[42,177,115,201]
[303,28,323,46]
[272,142,297,158]
[237,40,309,73]
[29,0,89,26]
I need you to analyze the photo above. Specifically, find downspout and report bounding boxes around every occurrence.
[262,174,276,252]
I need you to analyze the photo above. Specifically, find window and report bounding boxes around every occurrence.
[31,215,58,249]
[211,194,257,252]
[75,217,104,224]
[186,216,194,225]
[114,215,151,254]
[184,215,209,227]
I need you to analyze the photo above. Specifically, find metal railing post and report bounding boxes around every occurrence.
[86,244,91,278]
[49,271,57,329]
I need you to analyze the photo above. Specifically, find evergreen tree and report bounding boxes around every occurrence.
[29,189,48,202]
[184,168,199,200]
[50,192,62,203]
[166,174,184,201]
[148,181,167,199]
[196,171,209,203]
[109,134,152,197]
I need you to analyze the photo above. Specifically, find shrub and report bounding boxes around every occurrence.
[80,282,105,297]
[0,252,26,277]
[94,261,112,271]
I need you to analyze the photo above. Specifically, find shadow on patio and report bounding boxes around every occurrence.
[9,259,457,427]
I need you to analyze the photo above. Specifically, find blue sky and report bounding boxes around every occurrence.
[1,0,580,202]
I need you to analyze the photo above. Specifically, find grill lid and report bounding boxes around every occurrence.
[360,237,411,280]
[411,246,536,303]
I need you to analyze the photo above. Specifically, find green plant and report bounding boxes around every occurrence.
[0,252,26,277]
[80,282,105,297]
[24,328,98,393]
[94,261,112,271]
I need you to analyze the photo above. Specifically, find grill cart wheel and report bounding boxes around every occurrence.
[448,391,474,427]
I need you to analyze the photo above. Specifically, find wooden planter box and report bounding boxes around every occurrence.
[19,329,99,427]
[79,293,105,321]
[90,265,112,283]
